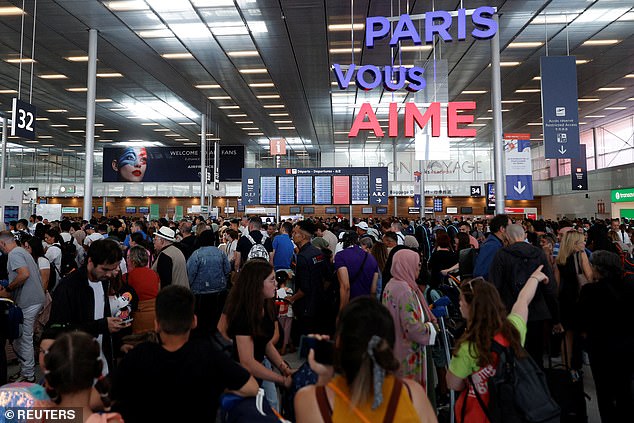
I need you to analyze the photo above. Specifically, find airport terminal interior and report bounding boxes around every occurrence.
[0,0,633,422]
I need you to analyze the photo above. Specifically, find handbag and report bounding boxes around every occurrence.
[573,252,590,288]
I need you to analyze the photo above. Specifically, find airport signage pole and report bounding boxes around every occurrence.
[491,14,505,215]
[200,114,206,209]
[83,29,97,221]
[1,117,7,189]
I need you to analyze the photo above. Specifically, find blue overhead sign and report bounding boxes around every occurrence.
[241,168,259,205]
[506,175,534,201]
[540,56,580,159]
[571,144,588,191]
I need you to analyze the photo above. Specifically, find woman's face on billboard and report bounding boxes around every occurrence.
[112,147,147,182]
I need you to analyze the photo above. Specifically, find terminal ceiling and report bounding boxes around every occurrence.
[0,0,632,160]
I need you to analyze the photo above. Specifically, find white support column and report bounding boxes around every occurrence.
[1,117,7,189]
[200,114,206,208]
[83,29,97,221]
[491,14,505,215]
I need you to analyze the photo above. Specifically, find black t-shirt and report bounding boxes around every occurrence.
[429,249,458,285]
[111,339,250,423]
[228,310,275,363]
[236,231,273,268]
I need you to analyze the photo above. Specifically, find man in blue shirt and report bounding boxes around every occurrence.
[473,214,510,280]
[271,222,294,270]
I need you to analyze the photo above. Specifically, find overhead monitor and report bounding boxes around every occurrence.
[289,206,301,214]
[333,176,350,204]
[260,176,277,204]
[314,176,332,204]
[278,176,295,205]
[303,206,315,214]
[325,207,337,214]
[296,176,313,204]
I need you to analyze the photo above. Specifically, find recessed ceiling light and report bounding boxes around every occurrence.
[218,105,240,109]
[585,115,605,118]
[179,122,196,125]
[249,82,275,88]
[0,6,24,15]
[46,109,68,113]
[526,122,542,126]
[161,53,193,59]
[97,72,123,78]
[241,127,259,130]
[227,51,259,57]
[141,122,159,126]
[598,87,625,91]
[578,98,600,102]
[331,81,355,86]
[66,87,88,92]
[576,59,591,65]
[462,90,487,94]
[175,138,189,141]
[38,135,53,138]
[329,48,361,54]
[102,129,119,132]
[25,140,39,143]
[627,98,634,101]
[0,89,17,94]
[94,124,104,127]
[104,1,149,11]
[68,117,86,120]
[531,14,579,25]
[263,104,285,108]
[227,114,247,117]
[278,126,296,130]
[153,128,170,132]
[195,84,221,89]
[533,76,541,80]
[248,132,264,136]
[400,45,432,51]
[477,117,493,120]
[468,123,487,127]
[165,134,181,137]
[605,106,627,110]
[38,74,68,79]
[625,74,634,78]
[269,113,289,117]
[239,68,268,74]
[41,144,55,147]
[50,124,68,127]
[257,95,280,99]
[208,96,232,100]
[95,98,112,103]
[65,56,89,62]
[138,29,173,38]
[5,58,35,64]
[500,61,521,67]
[274,120,293,124]
[582,39,620,46]
[68,144,83,146]
[508,41,544,48]
[235,121,253,124]
[68,130,84,133]
[515,89,540,93]
[328,23,364,31]
[501,100,525,104]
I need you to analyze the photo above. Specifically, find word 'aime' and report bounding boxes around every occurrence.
[333,7,497,92]
[348,102,476,138]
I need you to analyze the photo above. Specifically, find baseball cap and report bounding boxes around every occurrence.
[356,221,369,231]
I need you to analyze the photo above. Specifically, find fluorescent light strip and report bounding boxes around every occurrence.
[227,51,259,57]
[5,58,35,63]
[65,56,88,62]
[462,90,487,94]
[195,84,221,89]
[578,98,600,102]
[328,23,364,31]
[38,74,67,79]
[208,96,232,100]
[46,109,67,113]
[235,121,253,124]
[269,113,289,116]
[227,114,247,117]
[400,45,432,51]
[0,6,24,15]
[598,87,624,91]
[161,53,193,59]
[508,41,543,48]
[263,104,285,108]
[582,39,620,46]
[0,89,17,94]
[605,107,627,110]
[257,95,280,99]
[501,100,525,104]
[586,115,605,118]
[95,98,112,103]
[218,105,240,109]
[239,68,268,74]
[515,89,540,93]
[96,72,123,78]
[330,48,361,54]
[66,87,88,92]
[249,83,275,88]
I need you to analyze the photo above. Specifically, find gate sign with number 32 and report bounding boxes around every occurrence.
[11,98,37,140]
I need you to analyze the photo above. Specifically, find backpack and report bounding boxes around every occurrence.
[467,340,560,423]
[459,248,479,279]
[59,240,78,278]
[0,298,23,341]
[245,234,270,261]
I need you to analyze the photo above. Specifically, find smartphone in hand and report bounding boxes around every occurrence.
[299,335,334,365]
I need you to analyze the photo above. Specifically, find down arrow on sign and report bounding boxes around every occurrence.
[514,181,526,194]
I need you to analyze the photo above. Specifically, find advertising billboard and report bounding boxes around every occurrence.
[103,147,201,182]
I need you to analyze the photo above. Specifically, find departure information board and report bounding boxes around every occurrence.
[278,177,295,204]
[333,176,350,204]
[296,176,313,204]
[260,176,277,204]
[314,176,332,204]
[351,175,369,204]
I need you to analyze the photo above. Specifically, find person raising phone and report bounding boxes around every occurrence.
[294,297,437,423]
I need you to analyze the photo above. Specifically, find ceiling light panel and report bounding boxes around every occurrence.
[104,1,149,11]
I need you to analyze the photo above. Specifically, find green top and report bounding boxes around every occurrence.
[448,313,527,378]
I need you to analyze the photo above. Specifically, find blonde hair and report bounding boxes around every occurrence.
[556,231,584,266]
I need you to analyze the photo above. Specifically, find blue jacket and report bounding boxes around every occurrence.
[473,234,504,280]
[186,246,230,294]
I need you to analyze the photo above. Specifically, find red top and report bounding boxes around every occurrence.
[126,267,160,302]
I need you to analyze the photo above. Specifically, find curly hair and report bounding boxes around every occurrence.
[454,278,525,368]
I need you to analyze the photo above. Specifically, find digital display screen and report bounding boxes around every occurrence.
[278,177,295,205]
[139,206,149,214]
[461,207,473,214]
[296,176,313,204]
[351,175,369,204]
[339,206,350,214]
[303,207,315,214]
[376,207,387,214]
[447,207,458,214]
[260,176,277,204]
[314,176,332,204]
[362,207,372,214]
[433,198,443,212]
[332,176,350,205]
[289,206,301,214]
[325,207,337,214]
[125,207,136,213]
[3,206,19,226]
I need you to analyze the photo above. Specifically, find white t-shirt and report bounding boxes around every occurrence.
[45,244,62,274]
[88,279,108,375]
[37,256,50,271]
[85,233,104,246]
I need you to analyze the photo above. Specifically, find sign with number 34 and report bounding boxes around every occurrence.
[11,98,36,140]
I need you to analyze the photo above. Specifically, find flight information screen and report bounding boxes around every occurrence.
[278,177,295,204]
[296,176,313,204]
[260,176,277,204]
[351,175,369,204]
[333,176,350,204]
[314,176,332,204]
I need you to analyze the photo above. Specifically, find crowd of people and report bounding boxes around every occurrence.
[0,212,632,422]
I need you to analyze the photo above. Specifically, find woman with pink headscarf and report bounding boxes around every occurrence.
[382,249,437,391]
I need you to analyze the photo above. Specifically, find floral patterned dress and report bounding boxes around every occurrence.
[382,279,434,389]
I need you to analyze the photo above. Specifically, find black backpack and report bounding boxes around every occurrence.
[467,340,560,423]
[51,241,78,286]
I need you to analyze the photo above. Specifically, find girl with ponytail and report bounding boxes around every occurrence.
[294,297,437,422]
